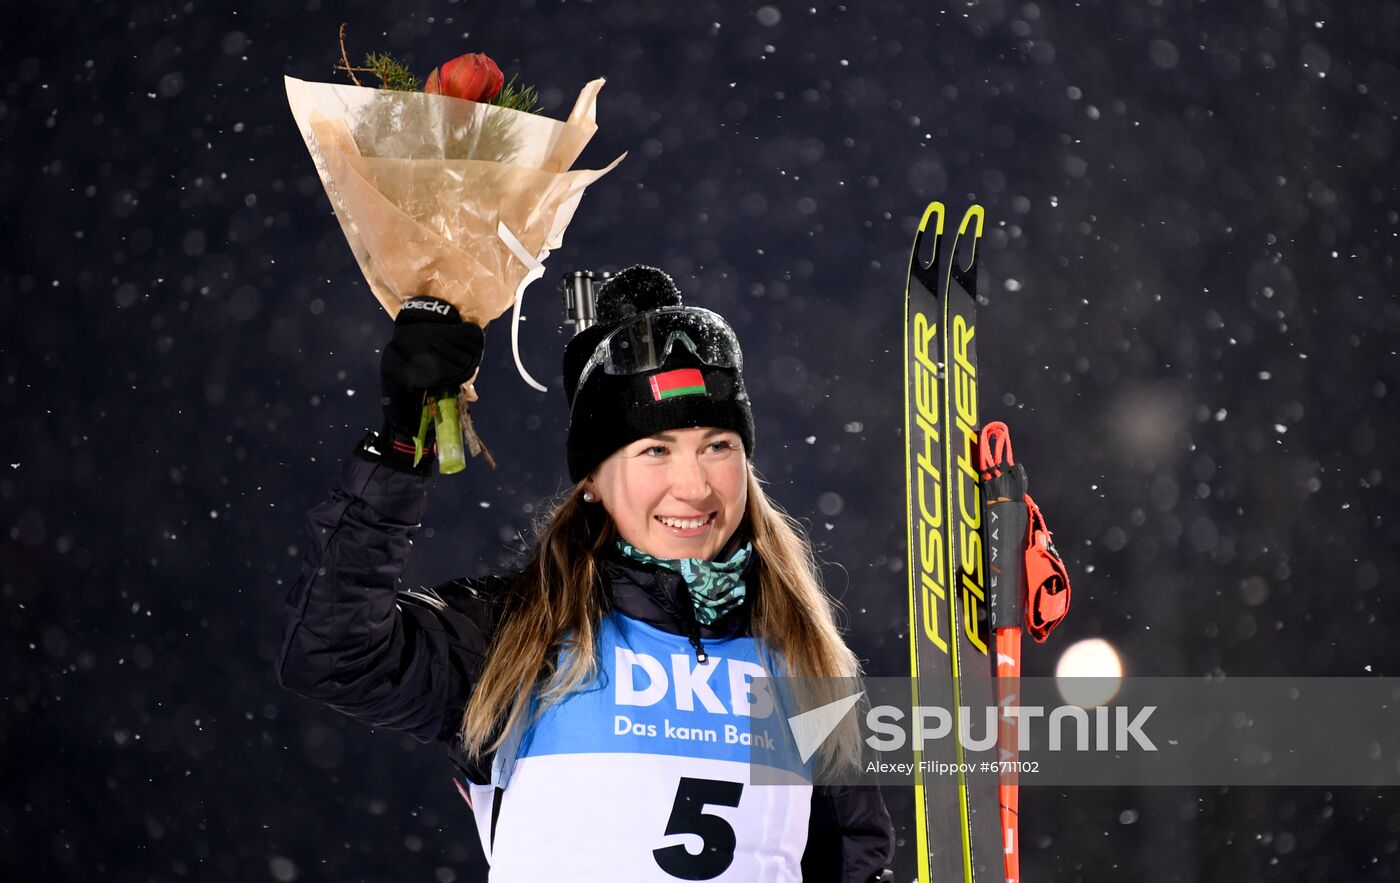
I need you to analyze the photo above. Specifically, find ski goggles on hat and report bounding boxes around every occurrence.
[574,307,744,400]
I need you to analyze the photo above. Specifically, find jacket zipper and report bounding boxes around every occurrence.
[686,625,708,665]
[666,571,709,664]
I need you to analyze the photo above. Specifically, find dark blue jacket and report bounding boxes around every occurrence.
[278,444,894,881]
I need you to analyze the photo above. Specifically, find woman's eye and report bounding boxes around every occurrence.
[644,445,668,457]
[709,440,736,453]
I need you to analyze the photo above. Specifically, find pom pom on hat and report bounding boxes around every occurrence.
[595,265,683,325]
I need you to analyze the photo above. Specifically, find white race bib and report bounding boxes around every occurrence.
[469,614,812,881]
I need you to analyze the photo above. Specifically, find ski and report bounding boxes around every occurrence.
[941,204,1005,881]
[903,202,1005,882]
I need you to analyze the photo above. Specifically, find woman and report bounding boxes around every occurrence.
[278,266,894,881]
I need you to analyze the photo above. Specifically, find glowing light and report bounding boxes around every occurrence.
[1055,638,1124,707]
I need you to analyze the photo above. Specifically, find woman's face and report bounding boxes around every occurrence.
[587,426,749,561]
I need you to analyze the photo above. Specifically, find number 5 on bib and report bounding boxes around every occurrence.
[653,778,744,880]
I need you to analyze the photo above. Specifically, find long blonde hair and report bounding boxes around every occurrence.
[460,466,864,769]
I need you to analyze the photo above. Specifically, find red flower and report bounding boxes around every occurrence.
[424,53,505,103]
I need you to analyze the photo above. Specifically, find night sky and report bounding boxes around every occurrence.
[4,0,1399,880]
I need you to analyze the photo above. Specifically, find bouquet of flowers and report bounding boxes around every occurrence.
[285,34,625,472]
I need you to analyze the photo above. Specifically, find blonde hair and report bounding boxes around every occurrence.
[460,467,864,771]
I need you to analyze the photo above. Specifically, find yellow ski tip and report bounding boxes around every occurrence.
[918,202,947,236]
[957,204,985,238]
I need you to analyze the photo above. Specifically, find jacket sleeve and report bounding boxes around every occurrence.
[276,445,498,745]
[801,783,896,882]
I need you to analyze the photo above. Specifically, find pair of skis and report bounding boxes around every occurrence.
[900,201,1009,882]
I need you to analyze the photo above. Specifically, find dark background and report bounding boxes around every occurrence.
[4,0,1399,880]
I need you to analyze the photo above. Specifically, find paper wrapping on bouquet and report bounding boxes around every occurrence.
[284,75,625,327]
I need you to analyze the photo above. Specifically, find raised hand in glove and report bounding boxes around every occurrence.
[378,296,485,474]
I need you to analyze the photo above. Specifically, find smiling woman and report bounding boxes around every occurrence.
[277,265,895,881]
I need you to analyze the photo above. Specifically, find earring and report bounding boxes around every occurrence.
[583,491,596,503]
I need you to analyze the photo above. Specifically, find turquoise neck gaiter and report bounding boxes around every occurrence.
[615,539,753,625]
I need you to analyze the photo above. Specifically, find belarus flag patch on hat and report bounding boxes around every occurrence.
[649,368,707,401]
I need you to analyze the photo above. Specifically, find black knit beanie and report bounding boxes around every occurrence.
[563,266,756,483]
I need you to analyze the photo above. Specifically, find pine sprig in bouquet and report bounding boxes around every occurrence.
[360,52,420,93]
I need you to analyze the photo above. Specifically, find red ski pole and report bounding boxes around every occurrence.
[980,422,1073,883]
[979,421,1027,883]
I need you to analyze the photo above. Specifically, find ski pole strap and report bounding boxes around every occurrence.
[979,420,1015,476]
[979,421,1072,642]
[1024,493,1071,642]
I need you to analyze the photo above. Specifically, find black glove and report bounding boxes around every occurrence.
[376,296,485,471]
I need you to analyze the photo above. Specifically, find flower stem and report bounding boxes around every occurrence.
[429,392,466,474]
